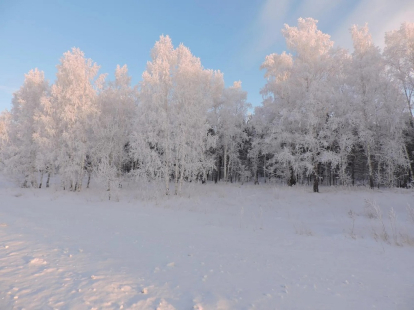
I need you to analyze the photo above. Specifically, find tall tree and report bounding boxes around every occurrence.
[44,48,104,191]
[384,22,414,119]
[347,24,409,188]
[131,36,220,195]
[93,65,137,198]
[0,110,11,167]
[260,18,343,192]
[3,69,49,187]
[384,22,414,184]
[211,81,250,182]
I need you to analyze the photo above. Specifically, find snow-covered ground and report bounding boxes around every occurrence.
[0,179,414,310]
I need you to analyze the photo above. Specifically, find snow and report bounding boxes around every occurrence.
[0,179,413,309]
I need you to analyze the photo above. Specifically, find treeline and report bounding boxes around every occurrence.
[254,19,414,192]
[0,18,413,196]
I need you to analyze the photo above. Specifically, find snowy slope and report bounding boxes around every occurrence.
[0,180,413,309]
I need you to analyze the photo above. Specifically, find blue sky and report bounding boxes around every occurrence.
[1,0,414,112]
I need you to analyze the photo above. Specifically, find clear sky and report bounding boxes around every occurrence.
[1,0,414,112]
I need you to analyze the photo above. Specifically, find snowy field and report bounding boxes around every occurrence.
[0,179,414,310]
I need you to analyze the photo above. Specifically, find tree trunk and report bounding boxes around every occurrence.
[329,163,332,186]
[39,171,44,189]
[86,172,91,189]
[287,166,296,186]
[214,162,218,184]
[76,157,84,192]
[254,159,259,185]
[351,155,355,186]
[46,172,51,188]
[404,145,413,185]
[178,165,184,195]
[164,163,169,195]
[313,162,319,193]
[218,156,221,181]
[108,180,111,200]
[223,146,227,182]
[367,145,374,189]
[202,169,207,184]
[174,159,179,195]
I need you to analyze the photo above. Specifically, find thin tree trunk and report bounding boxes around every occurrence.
[223,146,227,182]
[404,145,413,186]
[329,163,334,186]
[164,95,170,195]
[288,166,296,186]
[77,157,84,192]
[86,172,91,189]
[175,159,179,195]
[165,162,169,195]
[39,171,44,189]
[228,157,232,183]
[203,169,207,184]
[367,145,374,189]
[214,156,218,184]
[351,155,355,186]
[178,165,184,195]
[313,162,319,193]
[254,158,259,185]
[218,156,221,181]
[108,180,111,200]
[46,172,51,188]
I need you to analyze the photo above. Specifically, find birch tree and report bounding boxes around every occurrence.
[131,36,220,195]
[384,22,414,119]
[93,65,137,198]
[0,110,11,168]
[260,18,342,192]
[384,22,414,184]
[347,25,409,188]
[3,69,49,187]
[213,81,250,182]
[46,48,104,191]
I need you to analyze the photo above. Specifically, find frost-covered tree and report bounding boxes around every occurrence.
[211,81,250,182]
[32,88,58,188]
[2,21,412,193]
[260,18,344,192]
[3,69,49,187]
[131,36,220,195]
[170,44,221,193]
[43,48,104,191]
[0,110,11,167]
[93,65,137,198]
[131,36,175,195]
[347,25,409,188]
[256,51,296,185]
[384,22,414,184]
[384,22,414,119]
